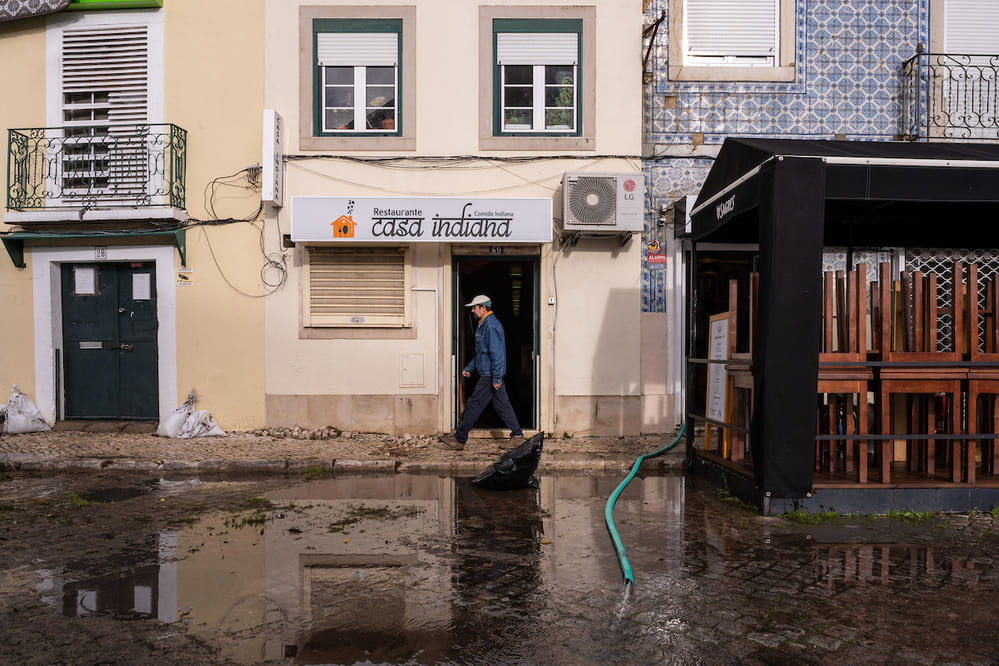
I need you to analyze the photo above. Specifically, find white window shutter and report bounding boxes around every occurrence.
[316,33,398,67]
[945,0,999,53]
[497,33,578,65]
[62,25,149,124]
[306,247,410,327]
[686,0,777,57]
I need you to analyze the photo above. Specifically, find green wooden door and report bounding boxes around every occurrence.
[61,263,159,419]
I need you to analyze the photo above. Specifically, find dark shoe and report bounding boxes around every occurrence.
[439,433,465,450]
[498,434,522,451]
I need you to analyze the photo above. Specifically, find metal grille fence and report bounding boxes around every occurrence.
[906,248,999,352]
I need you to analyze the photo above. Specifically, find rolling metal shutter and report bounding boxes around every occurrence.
[496,33,578,65]
[316,33,398,67]
[306,247,411,327]
[686,0,777,57]
[945,0,999,53]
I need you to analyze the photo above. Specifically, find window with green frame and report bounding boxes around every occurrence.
[493,18,581,136]
[313,19,402,136]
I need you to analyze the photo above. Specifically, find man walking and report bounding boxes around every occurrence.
[440,294,523,450]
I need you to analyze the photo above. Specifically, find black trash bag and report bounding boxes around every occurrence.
[472,432,545,491]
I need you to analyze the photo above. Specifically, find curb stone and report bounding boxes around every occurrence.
[197,459,225,473]
[333,459,399,473]
[161,460,199,472]
[285,460,334,474]
[219,460,288,474]
[0,453,685,476]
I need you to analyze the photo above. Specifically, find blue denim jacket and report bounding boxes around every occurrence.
[464,312,506,379]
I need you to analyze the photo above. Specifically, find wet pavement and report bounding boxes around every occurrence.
[2,467,998,664]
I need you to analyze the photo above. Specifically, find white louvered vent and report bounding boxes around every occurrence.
[62,25,149,125]
[61,25,150,199]
[306,247,411,327]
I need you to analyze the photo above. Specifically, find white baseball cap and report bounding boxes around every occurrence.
[465,294,491,307]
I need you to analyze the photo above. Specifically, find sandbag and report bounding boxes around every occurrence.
[156,389,196,438]
[156,389,226,438]
[3,385,50,434]
[177,410,226,438]
[472,432,544,491]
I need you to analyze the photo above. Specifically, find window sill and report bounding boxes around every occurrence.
[299,325,416,340]
[479,134,595,151]
[300,135,415,151]
[669,64,795,83]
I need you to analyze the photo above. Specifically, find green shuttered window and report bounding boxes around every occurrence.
[493,19,581,135]
[313,19,402,136]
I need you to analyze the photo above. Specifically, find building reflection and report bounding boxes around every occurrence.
[44,474,688,663]
[52,474,994,662]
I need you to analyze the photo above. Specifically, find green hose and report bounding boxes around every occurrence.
[604,422,686,584]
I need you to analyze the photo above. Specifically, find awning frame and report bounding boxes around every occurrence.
[1,228,187,268]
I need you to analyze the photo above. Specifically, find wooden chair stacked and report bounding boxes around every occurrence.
[816,264,872,482]
[964,263,999,482]
[873,262,964,483]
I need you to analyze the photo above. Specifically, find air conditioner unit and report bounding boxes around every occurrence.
[561,172,645,233]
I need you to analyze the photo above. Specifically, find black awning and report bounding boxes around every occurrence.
[685,138,999,499]
[690,138,999,245]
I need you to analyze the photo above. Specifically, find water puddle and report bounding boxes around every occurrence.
[33,473,999,664]
[78,487,148,503]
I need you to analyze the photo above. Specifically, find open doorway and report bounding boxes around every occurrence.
[453,255,538,431]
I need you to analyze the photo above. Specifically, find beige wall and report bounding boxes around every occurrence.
[0,18,46,402]
[164,0,266,429]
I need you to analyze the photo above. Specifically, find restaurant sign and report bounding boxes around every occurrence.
[291,196,553,243]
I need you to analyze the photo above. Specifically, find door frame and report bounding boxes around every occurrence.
[31,244,177,423]
[451,251,540,431]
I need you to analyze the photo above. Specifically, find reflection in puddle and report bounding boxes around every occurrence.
[813,543,989,590]
[62,564,160,618]
[41,473,999,664]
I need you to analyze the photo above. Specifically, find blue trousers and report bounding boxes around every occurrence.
[455,375,522,443]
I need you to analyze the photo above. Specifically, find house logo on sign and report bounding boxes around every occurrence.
[331,200,357,237]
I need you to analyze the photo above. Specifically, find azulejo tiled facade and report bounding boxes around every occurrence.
[641,0,929,312]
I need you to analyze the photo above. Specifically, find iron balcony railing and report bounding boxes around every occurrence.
[902,52,999,141]
[7,123,186,212]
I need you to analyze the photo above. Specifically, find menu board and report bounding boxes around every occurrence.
[706,313,729,423]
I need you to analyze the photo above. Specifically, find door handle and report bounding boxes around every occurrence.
[111,343,134,351]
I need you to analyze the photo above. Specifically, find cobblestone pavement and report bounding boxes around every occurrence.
[0,422,688,476]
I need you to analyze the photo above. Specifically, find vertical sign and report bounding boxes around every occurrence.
[262,109,284,207]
